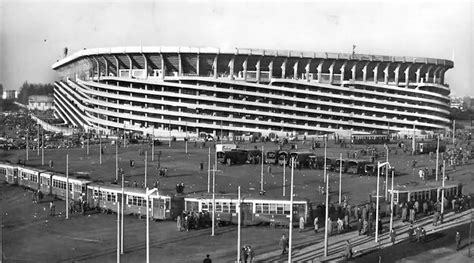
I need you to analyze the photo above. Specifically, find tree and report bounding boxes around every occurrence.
[17,82,54,104]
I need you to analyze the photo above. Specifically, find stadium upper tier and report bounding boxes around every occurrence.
[52,46,453,138]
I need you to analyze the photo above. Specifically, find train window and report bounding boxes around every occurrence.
[107,193,112,202]
[68,183,72,191]
[208,202,213,212]
[216,203,222,212]
[263,204,269,214]
[270,204,277,214]
[277,204,284,214]
[284,204,291,215]
[222,202,229,213]
[201,202,208,212]
[74,184,81,191]
[255,203,262,213]
[230,203,236,213]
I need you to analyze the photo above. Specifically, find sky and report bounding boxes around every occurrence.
[1,0,473,96]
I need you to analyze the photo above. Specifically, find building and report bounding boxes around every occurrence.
[2,90,18,100]
[28,95,54,111]
[51,46,453,138]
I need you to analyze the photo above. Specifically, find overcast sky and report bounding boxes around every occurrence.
[1,0,473,96]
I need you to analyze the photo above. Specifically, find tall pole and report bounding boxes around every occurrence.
[412,124,416,155]
[169,120,171,148]
[87,133,90,156]
[117,197,120,263]
[260,146,264,193]
[441,160,446,215]
[237,186,241,263]
[288,157,295,263]
[151,128,155,161]
[385,146,389,200]
[436,136,440,181]
[283,156,286,197]
[452,120,455,145]
[339,153,342,205]
[389,169,394,231]
[375,162,381,243]
[145,151,147,188]
[469,208,472,257]
[121,171,124,254]
[212,165,216,236]
[41,132,44,166]
[37,126,40,156]
[324,146,329,257]
[26,133,29,161]
[208,147,211,193]
[146,188,150,263]
[99,134,102,165]
[115,141,118,182]
[185,140,188,154]
[66,154,69,220]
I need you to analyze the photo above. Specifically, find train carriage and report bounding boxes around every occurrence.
[39,171,54,195]
[17,166,42,191]
[184,194,309,227]
[0,162,18,185]
[51,175,91,201]
[389,181,462,205]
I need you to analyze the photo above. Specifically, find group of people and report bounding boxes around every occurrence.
[408,225,427,243]
[176,211,212,231]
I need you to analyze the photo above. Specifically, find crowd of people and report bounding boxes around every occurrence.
[176,211,212,231]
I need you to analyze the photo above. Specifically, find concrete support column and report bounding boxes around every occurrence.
[229,56,235,80]
[268,60,274,79]
[142,54,148,79]
[317,61,323,83]
[196,54,200,76]
[293,60,299,80]
[394,64,401,86]
[404,65,411,87]
[373,62,380,83]
[362,62,368,82]
[256,58,261,83]
[432,67,441,84]
[103,57,109,77]
[425,65,433,83]
[127,54,132,77]
[383,64,389,84]
[94,57,100,80]
[160,54,165,80]
[439,68,447,85]
[178,53,183,76]
[305,59,311,82]
[213,54,218,79]
[340,62,347,84]
[351,63,357,81]
[114,56,120,77]
[415,65,422,83]
[281,58,287,79]
[329,61,335,84]
[243,57,248,81]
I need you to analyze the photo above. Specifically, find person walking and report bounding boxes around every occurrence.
[202,254,212,263]
[455,231,461,251]
[49,201,55,216]
[176,215,182,231]
[345,240,353,260]
[390,229,396,245]
[279,234,288,255]
[313,217,319,233]
[241,246,248,263]
[299,216,305,232]
[246,246,255,263]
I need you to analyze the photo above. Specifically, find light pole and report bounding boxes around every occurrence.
[283,156,286,197]
[115,141,118,182]
[436,135,440,181]
[145,188,158,263]
[117,196,120,263]
[441,160,446,215]
[208,147,211,193]
[339,153,342,205]
[151,127,155,161]
[26,133,29,161]
[260,146,264,193]
[376,161,390,243]
[121,170,124,254]
[237,186,241,263]
[99,134,102,165]
[452,120,455,145]
[385,145,389,200]
[323,145,329,257]
[37,126,40,156]
[41,131,44,166]
[211,164,222,237]
[389,169,394,231]
[288,157,295,263]
[145,151,148,188]
[66,154,69,220]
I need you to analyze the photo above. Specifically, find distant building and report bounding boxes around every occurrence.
[28,95,54,111]
[2,90,18,100]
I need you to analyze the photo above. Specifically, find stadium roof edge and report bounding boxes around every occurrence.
[51,46,455,70]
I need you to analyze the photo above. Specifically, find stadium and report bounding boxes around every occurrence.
[51,46,453,139]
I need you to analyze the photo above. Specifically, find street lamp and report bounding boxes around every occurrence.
[145,188,158,263]
[376,161,390,243]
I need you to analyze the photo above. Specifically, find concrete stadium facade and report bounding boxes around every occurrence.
[52,46,453,138]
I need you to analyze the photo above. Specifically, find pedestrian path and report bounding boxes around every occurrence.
[256,209,472,262]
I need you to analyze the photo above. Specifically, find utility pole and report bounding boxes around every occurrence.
[151,127,155,161]
[117,197,120,263]
[115,141,118,182]
[121,170,124,254]
[145,188,157,263]
[441,160,446,215]
[145,151,147,188]
[412,124,416,155]
[99,134,102,165]
[87,132,90,156]
[436,135,440,181]
[288,157,295,263]
[283,156,286,197]
[237,186,241,263]
[208,147,211,193]
[323,142,329,257]
[66,154,69,220]
[452,120,456,145]
[389,169,394,231]
[339,153,342,205]
[169,120,172,148]
[26,133,29,161]
[211,164,222,237]
[385,145,389,200]
[41,132,44,166]
[260,146,264,193]
[323,136,327,183]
